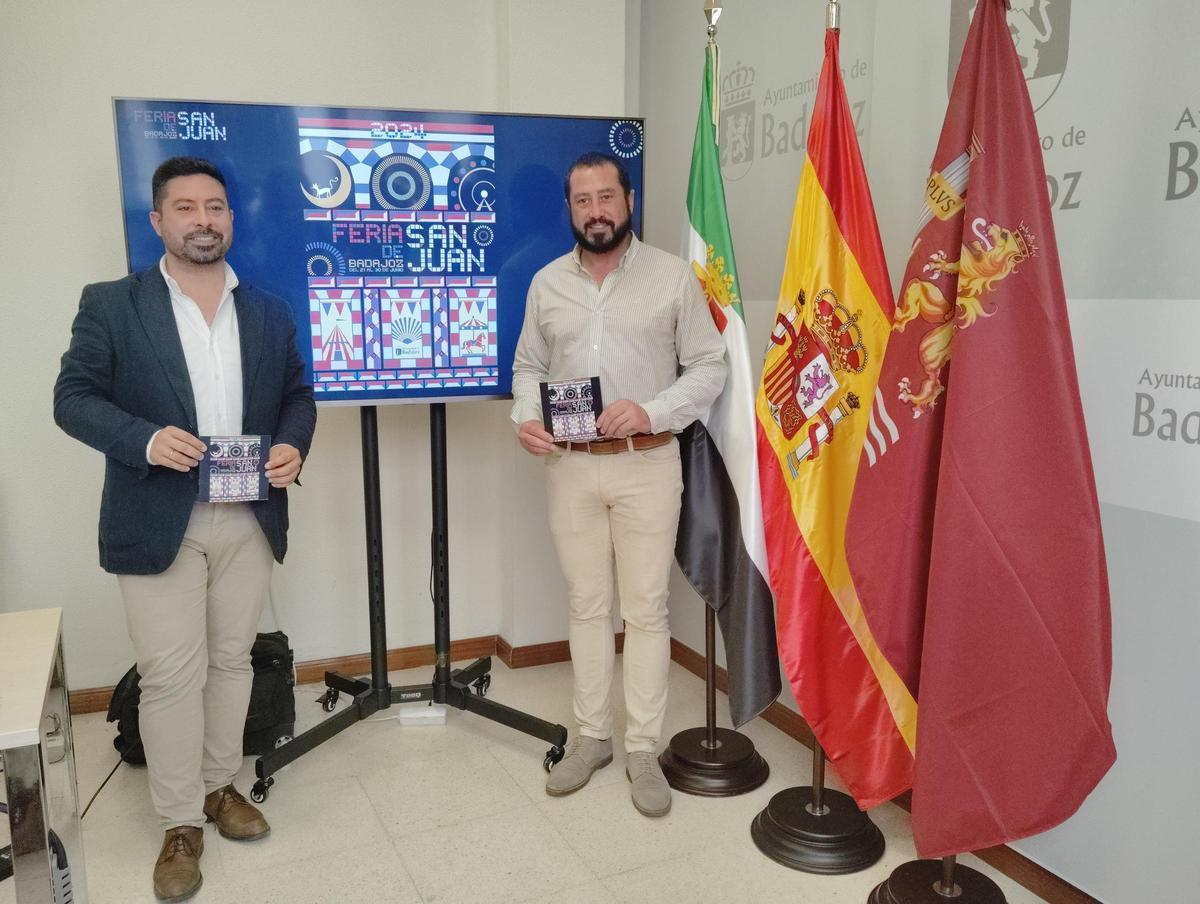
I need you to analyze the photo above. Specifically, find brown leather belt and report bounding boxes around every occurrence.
[556,432,674,455]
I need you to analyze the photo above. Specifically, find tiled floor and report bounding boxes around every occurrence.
[2,658,1047,903]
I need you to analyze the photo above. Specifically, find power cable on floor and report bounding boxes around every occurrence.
[80,757,123,820]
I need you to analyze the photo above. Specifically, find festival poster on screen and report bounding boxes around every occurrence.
[113,100,644,406]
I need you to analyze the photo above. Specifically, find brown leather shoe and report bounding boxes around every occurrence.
[153,826,203,902]
[203,784,271,841]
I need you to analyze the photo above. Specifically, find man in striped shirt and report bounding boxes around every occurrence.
[511,152,726,817]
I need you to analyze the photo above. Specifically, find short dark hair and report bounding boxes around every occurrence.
[563,152,631,201]
[151,157,227,211]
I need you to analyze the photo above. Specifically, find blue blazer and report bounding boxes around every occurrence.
[54,266,317,575]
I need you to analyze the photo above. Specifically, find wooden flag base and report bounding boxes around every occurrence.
[752,743,884,874]
[660,605,770,797]
[659,726,769,796]
[869,858,1007,903]
[751,785,884,874]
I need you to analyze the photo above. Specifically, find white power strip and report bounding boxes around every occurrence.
[366,703,448,725]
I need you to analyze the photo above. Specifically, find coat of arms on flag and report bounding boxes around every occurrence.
[763,288,868,464]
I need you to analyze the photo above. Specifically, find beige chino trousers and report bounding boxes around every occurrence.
[118,502,273,829]
[544,438,683,754]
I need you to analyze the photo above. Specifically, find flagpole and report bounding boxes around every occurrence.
[749,0,885,874]
[659,0,770,799]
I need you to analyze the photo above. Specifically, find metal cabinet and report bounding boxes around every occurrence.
[1,609,88,904]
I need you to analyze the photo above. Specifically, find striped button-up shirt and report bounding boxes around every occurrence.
[511,234,726,435]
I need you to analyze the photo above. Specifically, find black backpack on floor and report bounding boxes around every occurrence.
[243,631,297,755]
[107,630,296,764]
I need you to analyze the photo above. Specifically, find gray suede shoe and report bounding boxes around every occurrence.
[545,735,613,796]
[626,751,672,817]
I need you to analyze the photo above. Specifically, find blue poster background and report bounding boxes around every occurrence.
[113,99,645,406]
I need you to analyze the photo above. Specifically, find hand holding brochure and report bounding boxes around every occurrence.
[540,377,603,442]
[199,435,271,502]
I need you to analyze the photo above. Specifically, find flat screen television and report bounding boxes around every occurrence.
[113,98,645,406]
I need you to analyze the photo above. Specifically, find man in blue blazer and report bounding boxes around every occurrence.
[54,157,316,902]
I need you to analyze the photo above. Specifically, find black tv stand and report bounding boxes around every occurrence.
[250,403,567,802]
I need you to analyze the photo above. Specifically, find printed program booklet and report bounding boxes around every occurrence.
[540,377,603,442]
[199,435,270,503]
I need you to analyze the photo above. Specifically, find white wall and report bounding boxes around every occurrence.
[0,0,633,687]
[640,2,1200,903]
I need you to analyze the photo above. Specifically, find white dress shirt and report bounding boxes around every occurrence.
[145,258,243,461]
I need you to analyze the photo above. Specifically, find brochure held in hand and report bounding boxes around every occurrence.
[540,377,603,442]
[199,435,271,503]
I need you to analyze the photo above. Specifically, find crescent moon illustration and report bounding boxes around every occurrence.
[301,153,353,208]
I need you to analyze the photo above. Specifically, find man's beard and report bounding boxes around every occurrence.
[176,228,229,265]
[572,209,633,255]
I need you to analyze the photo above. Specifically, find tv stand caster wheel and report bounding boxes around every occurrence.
[250,778,273,803]
[544,745,565,772]
[472,674,491,697]
[319,689,339,712]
